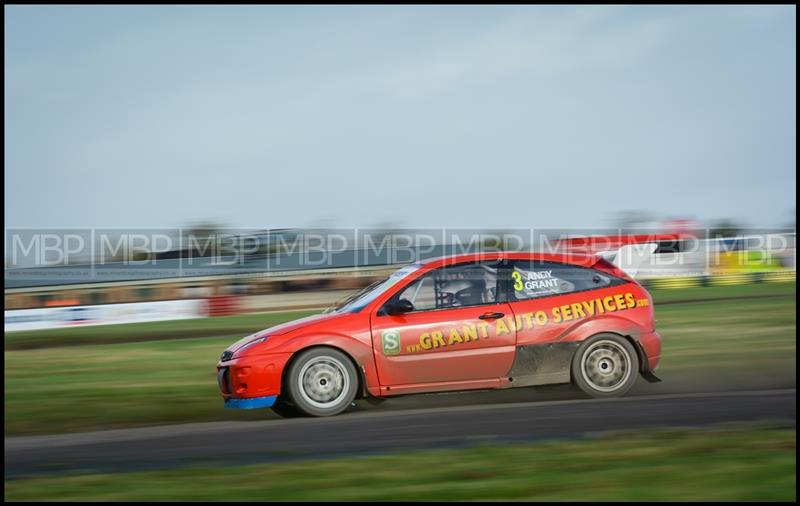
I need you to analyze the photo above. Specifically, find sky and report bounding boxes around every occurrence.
[4,5,797,230]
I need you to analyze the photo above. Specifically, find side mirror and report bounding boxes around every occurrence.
[386,298,414,315]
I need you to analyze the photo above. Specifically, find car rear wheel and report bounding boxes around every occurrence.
[572,334,639,398]
[283,348,358,417]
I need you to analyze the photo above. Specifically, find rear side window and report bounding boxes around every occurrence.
[509,261,625,301]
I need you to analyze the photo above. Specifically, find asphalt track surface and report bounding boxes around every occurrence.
[5,387,795,479]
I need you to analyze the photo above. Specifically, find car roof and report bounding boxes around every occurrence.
[416,251,601,269]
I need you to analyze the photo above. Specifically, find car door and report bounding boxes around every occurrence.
[506,260,628,346]
[370,261,517,386]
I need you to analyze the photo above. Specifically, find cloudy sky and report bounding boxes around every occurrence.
[5,5,796,230]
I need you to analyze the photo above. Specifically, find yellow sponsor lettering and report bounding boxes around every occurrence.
[432,331,446,349]
[448,328,463,345]
[462,324,478,342]
[522,312,534,330]
[419,333,432,350]
[496,318,510,336]
[404,290,646,356]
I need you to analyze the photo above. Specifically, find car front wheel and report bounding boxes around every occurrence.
[282,348,358,417]
[572,334,639,398]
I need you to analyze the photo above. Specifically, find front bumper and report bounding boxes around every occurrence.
[224,395,278,410]
[217,352,292,409]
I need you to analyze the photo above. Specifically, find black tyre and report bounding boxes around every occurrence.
[571,334,639,398]
[283,348,358,417]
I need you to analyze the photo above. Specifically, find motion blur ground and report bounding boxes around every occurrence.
[4,281,795,433]
[5,423,796,501]
[4,272,796,500]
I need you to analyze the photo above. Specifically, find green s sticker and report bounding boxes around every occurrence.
[382,330,401,355]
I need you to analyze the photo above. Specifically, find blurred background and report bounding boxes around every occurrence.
[4,4,796,502]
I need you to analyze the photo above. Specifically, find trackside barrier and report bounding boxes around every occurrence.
[641,271,796,290]
[207,295,241,317]
[4,299,207,332]
[645,277,701,290]
[710,273,754,287]
[760,271,797,283]
[4,273,794,331]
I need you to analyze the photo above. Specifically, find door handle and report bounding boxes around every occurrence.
[479,312,504,320]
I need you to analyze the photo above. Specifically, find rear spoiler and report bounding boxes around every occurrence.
[556,233,691,278]
[596,243,658,279]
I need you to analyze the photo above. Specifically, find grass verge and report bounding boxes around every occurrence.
[4,423,795,501]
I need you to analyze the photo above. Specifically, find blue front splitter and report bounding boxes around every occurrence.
[224,395,277,410]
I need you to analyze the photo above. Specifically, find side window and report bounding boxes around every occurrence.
[510,261,623,301]
[396,275,437,311]
[395,262,499,311]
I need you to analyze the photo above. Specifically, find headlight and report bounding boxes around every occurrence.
[234,336,267,356]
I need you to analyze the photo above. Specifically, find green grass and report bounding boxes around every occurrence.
[4,334,269,435]
[4,424,795,501]
[653,297,796,375]
[4,282,796,436]
[649,280,795,304]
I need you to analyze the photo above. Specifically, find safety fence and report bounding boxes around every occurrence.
[640,270,796,290]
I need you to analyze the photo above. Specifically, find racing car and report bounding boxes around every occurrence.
[217,251,662,417]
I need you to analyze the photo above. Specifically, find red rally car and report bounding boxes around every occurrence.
[217,251,662,417]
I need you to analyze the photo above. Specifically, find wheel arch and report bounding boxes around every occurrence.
[568,330,648,381]
[556,315,650,376]
[280,344,369,401]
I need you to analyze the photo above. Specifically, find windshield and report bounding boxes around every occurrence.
[324,263,422,313]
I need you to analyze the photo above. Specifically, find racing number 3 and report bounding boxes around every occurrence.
[512,271,523,291]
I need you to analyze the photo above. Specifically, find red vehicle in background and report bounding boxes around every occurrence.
[217,251,662,417]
